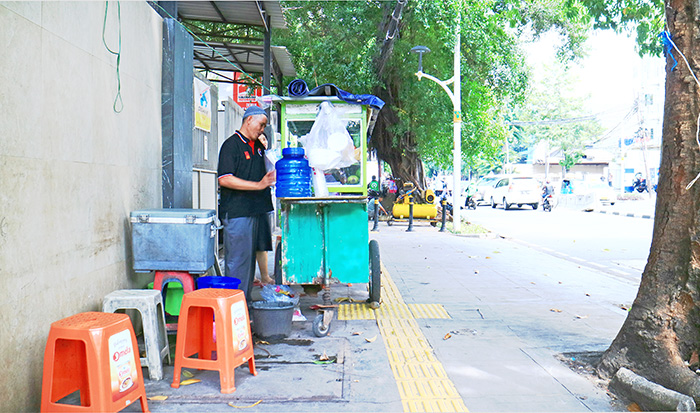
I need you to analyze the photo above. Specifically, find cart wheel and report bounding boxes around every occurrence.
[387,218,393,226]
[368,240,381,305]
[273,242,282,284]
[312,313,331,337]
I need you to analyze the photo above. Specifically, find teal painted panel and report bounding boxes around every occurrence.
[280,200,369,285]
[325,203,369,284]
[281,203,324,284]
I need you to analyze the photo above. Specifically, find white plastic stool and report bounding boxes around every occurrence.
[102,289,171,380]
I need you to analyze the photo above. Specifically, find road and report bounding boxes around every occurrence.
[463,201,654,283]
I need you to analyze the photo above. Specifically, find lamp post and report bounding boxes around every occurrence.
[411,16,462,232]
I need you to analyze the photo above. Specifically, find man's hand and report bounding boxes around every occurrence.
[218,171,275,191]
[259,170,276,189]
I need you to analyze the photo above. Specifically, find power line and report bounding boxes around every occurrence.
[506,115,597,126]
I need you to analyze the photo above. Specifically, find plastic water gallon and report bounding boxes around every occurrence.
[276,147,312,197]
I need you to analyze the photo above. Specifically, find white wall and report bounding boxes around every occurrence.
[0,2,163,410]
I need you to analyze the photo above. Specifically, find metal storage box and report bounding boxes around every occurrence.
[130,209,217,273]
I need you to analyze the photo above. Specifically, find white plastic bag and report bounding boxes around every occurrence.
[265,148,281,172]
[312,167,329,197]
[298,101,357,170]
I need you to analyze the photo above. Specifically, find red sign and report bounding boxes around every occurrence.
[233,72,262,109]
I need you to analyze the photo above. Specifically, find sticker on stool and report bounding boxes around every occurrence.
[108,329,138,400]
[231,301,249,351]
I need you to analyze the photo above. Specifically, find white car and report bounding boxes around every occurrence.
[490,176,541,210]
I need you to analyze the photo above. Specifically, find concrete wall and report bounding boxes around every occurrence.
[0,2,163,410]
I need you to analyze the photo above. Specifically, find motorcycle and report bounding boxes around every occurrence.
[542,194,554,212]
[633,177,648,193]
[464,195,476,210]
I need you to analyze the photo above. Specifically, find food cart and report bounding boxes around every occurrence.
[270,94,381,336]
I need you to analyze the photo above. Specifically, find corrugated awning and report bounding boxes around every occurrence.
[174,1,295,81]
[176,1,286,30]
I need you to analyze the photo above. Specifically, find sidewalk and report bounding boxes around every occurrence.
[127,222,637,412]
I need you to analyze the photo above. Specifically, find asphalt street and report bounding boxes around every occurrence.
[462,198,655,283]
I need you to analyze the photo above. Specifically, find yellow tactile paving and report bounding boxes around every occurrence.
[386,348,439,364]
[376,268,468,413]
[408,303,451,319]
[383,335,432,351]
[377,317,421,332]
[337,303,375,320]
[390,362,449,380]
[403,398,470,413]
[329,264,466,411]
[375,302,413,319]
[396,378,463,399]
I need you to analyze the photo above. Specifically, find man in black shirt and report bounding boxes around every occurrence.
[218,105,275,300]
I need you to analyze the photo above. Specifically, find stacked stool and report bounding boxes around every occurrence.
[102,289,171,380]
[41,312,149,412]
[153,271,196,321]
[171,288,256,394]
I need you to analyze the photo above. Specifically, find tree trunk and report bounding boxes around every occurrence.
[370,0,427,192]
[371,84,426,191]
[596,0,700,401]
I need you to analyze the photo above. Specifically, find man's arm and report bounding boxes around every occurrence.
[218,171,275,191]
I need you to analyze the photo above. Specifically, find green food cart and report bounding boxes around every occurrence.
[271,95,381,337]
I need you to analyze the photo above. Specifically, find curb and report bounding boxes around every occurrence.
[590,210,654,220]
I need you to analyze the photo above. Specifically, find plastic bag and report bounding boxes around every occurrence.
[312,167,329,197]
[265,148,281,172]
[298,101,357,170]
[260,284,300,306]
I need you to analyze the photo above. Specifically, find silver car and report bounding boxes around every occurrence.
[471,175,502,205]
[490,176,541,210]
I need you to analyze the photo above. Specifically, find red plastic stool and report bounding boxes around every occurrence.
[171,289,256,393]
[41,312,149,412]
[153,271,196,322]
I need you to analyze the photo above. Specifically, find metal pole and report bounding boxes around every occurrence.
[440,198,447,232]
[406,196,414,232]
[452,10,462,233]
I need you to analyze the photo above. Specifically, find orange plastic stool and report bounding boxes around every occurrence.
[171,289,256,393]
[41,312,149,412]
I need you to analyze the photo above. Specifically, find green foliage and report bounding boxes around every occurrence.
[276,0,592,177]
[559,150,583,173]
[278,1,384,92]
[577,0,664,55]
[494,0,592,61]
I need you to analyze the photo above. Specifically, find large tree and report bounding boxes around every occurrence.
[577,0,700,401]
[278,0,570,188]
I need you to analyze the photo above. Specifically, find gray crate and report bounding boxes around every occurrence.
[130,209,217,273]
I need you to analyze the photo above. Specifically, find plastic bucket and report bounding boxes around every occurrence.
[250,301,294,340]
[196,276,241,290]
[148,281,184,316]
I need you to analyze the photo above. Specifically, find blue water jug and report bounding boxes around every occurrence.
[275,147,312,197]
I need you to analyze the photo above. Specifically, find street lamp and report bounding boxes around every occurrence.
[411,18,462,232]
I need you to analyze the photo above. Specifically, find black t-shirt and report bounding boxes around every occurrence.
[218,131,273,218]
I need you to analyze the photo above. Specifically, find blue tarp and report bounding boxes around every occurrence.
[287,79,385,110]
